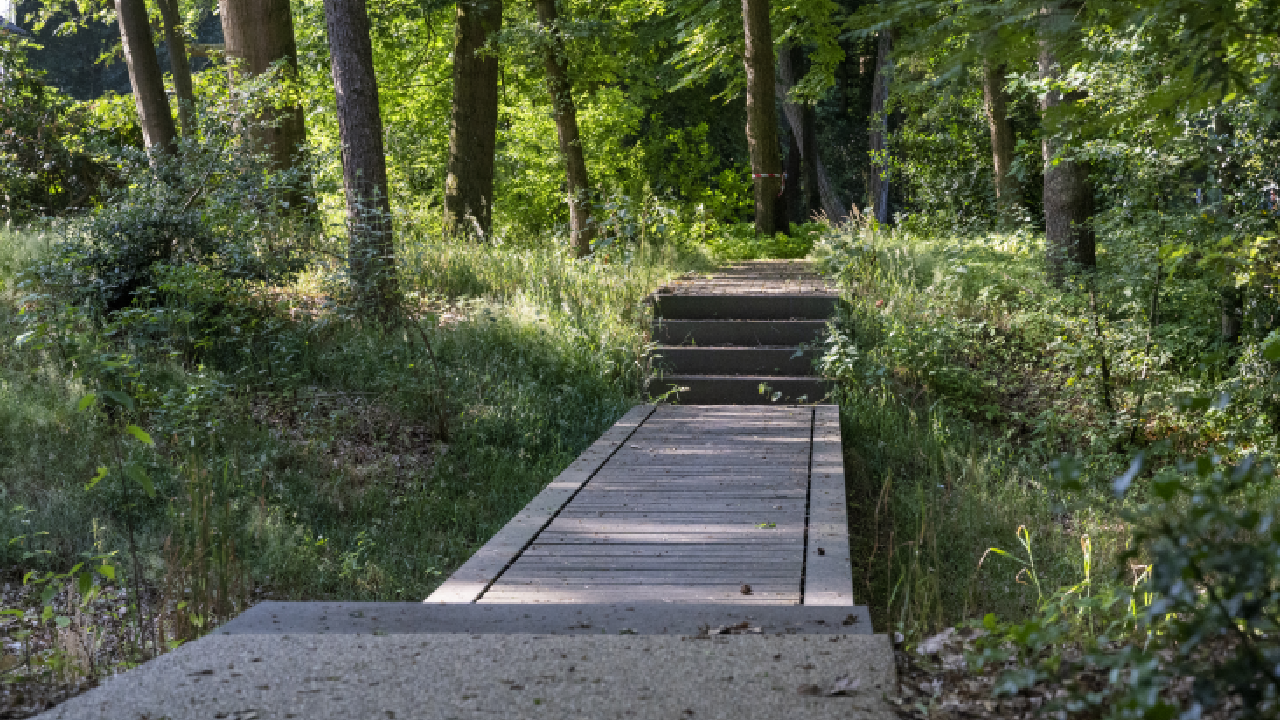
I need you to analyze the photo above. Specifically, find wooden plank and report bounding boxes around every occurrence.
[803,404,855,606]
[425,404,656,604]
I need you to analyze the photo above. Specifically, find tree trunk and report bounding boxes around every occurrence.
[156,0,195,138]
[444,0,503,239]
[116,0,176,154]
[800,103,820,218]
[783,124,803,226]
[533,0,593,257]
[982,59,1021,230]
[219,0,308,190]
[868,30,892,224]
[323,0,397,316]
[776,43,834,222]
[1039,6,1095,287]
[1213,112,1243,344]
[741,0,783,236]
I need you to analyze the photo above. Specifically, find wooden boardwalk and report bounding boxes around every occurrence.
[428,261,855,608]
[428,404,852,605]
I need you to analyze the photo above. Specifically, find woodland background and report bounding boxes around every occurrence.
[2,0,1280,717]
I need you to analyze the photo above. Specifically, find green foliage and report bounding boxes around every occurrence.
[0,42,118,223]
[705,222,823,260]
[972,447,1280,719]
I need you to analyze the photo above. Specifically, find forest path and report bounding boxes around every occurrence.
[427,260,850,605]
[38,261,897,720]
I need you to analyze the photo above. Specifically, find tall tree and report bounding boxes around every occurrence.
[741,0,783,236]
[116,0,176,154]
[783,123,803,225]
[323,0,396,315]
[1039,2,1095,286]
[982,59,1021,230]
[867,29,892,224]
[1213,112,1243,344]
[219,0,307,187]
[533,0,593,257]
[444,0,503,239]
[156,0,195,138]
[777,43,841,222]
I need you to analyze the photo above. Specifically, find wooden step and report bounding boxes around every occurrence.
[651,346,819,376]
[653,293,838,320]
[649,376,831,405]
[652,319,827,346]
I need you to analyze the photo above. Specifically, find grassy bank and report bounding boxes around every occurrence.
[820,223,1280,640]
[0,228,710,616]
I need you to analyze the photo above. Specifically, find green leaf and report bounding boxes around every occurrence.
[1263,334,1280,362]
[97,564,115,580]
[100,391,134,412]
[40,586,56,606]
[126,464,155,498]
[85,466,109,491]
[76,393,97,412]
[78,571,92,597]
[55,616,71,629]
[124,425,154,446]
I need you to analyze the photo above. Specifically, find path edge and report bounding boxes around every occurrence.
[803,405,855,605]
[425,404,657,604]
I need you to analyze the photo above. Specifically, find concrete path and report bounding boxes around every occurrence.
[35,260,895,720]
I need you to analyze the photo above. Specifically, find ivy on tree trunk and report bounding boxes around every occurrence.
[983,60,1022,231]
[534,0,594,257]
[324,0,397,317]
[219,0,309,210]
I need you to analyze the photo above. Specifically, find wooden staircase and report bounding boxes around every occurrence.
[647,260,837,405]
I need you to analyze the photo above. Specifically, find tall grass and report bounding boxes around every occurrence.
[0,229,708,605]
[821,226,1130,638]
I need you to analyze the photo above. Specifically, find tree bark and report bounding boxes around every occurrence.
[116,0,176,154]
[219,0,308,188]
[1039,4,1095,287]
[783,124,803,226]
[741,0,783,236]
[533,0,593,257]
[868,30,892,224]
[1213,112,1243,344]
[776,44,835,223]
[323,0,397,316]
[444,0,503,239]
[156,0,195,138]
[982,59,1021,230]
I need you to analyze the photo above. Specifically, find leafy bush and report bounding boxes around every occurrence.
[0,46,118,223]
[49,211,214,315]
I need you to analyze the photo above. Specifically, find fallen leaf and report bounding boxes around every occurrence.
[828,676,861,696]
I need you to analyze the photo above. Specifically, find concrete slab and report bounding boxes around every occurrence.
[220,602,872,636]
[37,633,896,720]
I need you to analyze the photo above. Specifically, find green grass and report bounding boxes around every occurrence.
[0,229,711,605]
[818,222,1277,638]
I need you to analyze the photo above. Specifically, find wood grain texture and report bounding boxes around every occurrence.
[479,405,816,605]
